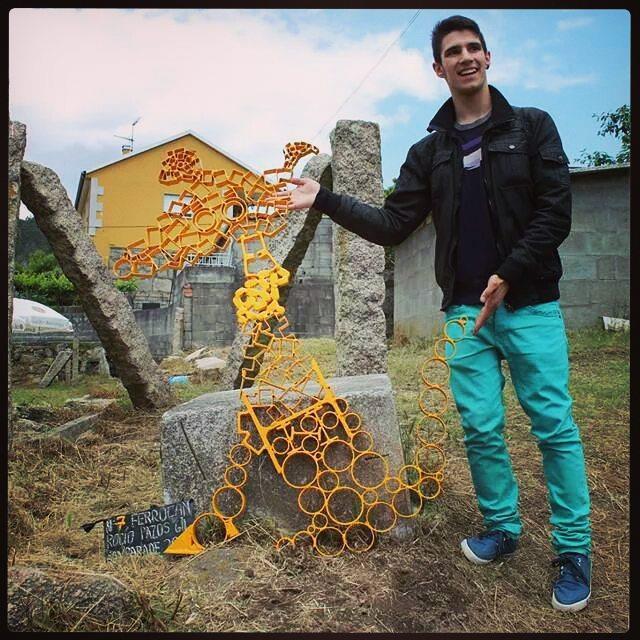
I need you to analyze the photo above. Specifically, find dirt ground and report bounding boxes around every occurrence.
[7,330,629,633]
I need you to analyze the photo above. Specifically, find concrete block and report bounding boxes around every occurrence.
[588,280,627,306]
[194,356,225,370]
[596,256,616,280]
[559,280,590,306]
[560,231,590,256]
[561,256,597,281]
[161,373,414,540]
[615,256,630,280]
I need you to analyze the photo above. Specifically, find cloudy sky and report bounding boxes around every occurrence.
[10,8,630,219]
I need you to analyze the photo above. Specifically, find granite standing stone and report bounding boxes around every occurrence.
[9,120,27,449]
[329,120,388,376]
[20,161,173,410]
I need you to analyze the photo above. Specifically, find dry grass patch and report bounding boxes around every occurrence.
[8,328,629,632]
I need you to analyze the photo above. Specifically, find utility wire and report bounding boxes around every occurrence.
[311,9,423,143]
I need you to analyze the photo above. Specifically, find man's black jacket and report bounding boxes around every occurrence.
[313,85,572,311]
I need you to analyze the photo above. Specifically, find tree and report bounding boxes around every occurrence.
[15,216,53,266]
[577,104,630,167]
[14,249,137,308]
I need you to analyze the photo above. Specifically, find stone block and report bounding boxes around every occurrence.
[161,373,414,540]
[330,120,387,377]
[7,566,139,631]
[47,413,101,442]
[63,397,117,412]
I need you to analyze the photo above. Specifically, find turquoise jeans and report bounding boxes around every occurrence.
[444,301,591,556]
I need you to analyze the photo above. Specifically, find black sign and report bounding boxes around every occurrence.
[102,499,197,558]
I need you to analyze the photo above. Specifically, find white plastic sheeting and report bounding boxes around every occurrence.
[12,298,74,333]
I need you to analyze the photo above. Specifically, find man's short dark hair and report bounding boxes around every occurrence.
[431,15,488,64]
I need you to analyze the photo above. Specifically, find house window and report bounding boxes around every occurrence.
[163,193,193,218]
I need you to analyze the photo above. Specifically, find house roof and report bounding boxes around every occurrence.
[75,129,262,210]
[85,129,262,176]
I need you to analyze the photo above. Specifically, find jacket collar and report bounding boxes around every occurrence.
[427,85,515,133]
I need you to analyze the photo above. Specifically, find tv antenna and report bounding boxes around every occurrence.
[114,117,141,154]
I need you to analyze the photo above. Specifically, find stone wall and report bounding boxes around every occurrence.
[393,165,630,338]
[10,334,105,385]
[60,304,179,360]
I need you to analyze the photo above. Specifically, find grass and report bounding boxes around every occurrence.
[8,326,629,632]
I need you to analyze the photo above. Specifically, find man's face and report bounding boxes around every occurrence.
[433,29,491,96]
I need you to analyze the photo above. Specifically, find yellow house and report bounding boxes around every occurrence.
[74,130,263,266]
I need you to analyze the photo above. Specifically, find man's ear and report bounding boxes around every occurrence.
[432,61,445,78]
[485,50,491,70]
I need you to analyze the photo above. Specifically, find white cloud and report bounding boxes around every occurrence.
[9,8,438,179]
[557,16,594,31]
[480,19,596,94]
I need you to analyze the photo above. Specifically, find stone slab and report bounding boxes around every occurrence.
[161,373,414,539]
[194,356,226,370]
[47,413,101,442]
[7,566,139,631]
[63,397,118,412]
[185,346,208,362]
[38,349,72,388]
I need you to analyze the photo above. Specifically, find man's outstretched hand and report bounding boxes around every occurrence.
[473,274,509,335]
[266,177,320,211]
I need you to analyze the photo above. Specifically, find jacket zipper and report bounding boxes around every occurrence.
[481,123,514,311]
[445,136,461,309]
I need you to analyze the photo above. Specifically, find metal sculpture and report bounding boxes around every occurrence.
[112,142,468,556]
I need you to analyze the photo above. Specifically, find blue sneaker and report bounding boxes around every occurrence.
[551,553,591,612]
[461,530,518,565]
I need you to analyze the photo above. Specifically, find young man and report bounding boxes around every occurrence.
[280,15,592,612]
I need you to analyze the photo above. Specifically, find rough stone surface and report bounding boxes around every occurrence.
[20,161,173,409]
[7,565,140,631]
[38,348,73,388]
[47,413,101,441]
[194,356,225,370]
[220,153,333,389]
[161,373,413,539]
[172,306,184,355]
[9,120,27,449]
[329,120,388,376]
[63,397,118,412]
[185,346,208,362]
[83,346,111,375]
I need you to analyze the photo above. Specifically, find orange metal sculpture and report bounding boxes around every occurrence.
[113,142,468,556]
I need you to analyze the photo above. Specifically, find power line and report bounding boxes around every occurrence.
[311,9,423,143]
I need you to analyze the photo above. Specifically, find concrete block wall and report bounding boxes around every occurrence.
[393,165,630,338]
[296,216,334,280]
[183,266,239,347]
[60,304,178,360]
[393,218,442,340]
[558,166,629,327]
